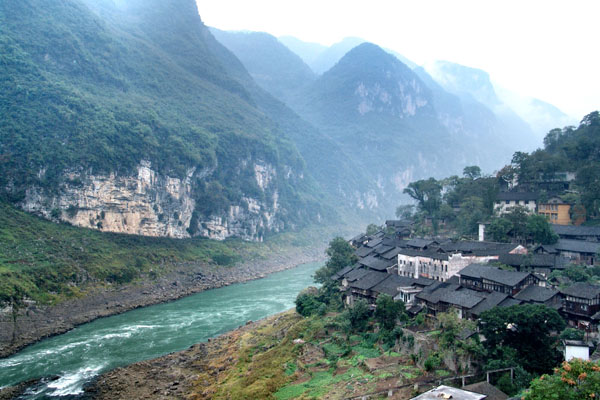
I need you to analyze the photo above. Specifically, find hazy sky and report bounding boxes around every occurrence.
[198,0,599,119]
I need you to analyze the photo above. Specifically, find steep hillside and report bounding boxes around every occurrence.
[209,29,316,104]
[278,36,327,67]
[293,43,492,207]
[309,37,366,74]
[0,0,327,240]
[424,60,538,149]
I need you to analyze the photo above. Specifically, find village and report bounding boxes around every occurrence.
[342,219,600,335]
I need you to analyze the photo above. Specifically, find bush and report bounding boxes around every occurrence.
[424,352,442,371]
[295,291,324,317]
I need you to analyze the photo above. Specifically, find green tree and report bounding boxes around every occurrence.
[347,299,371,333]
[314,237,357,284]
[395,204,415,219]
[479,304,565,374]
[295,290,324,317]
[375,294,403,331]
[487,218,513,242]
[560,327,585,341]
[463,165,482,179]
[403,178,442,218]
[526,214,559,244]
[366,224,380,235]
[523,359,600,400]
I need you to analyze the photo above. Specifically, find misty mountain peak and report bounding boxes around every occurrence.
[425,60,501,108]
[320,42,431,118]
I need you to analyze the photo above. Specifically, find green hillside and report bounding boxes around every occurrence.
[0,0,324,227]
[0,201,330,305]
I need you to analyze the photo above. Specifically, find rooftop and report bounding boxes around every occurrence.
[411,385,486,400]
[561,282,600,299]
[498,253,569,269]
[459,264,532,287]
[552,224,600,237]
[555,239,600,254]
[349,270,389,290]
[514,285,559,303]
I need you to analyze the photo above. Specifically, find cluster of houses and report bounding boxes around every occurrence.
[337,221,600,333]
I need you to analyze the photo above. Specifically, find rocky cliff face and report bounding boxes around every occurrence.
[19,160,284,241]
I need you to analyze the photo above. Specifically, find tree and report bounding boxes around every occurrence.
[526,214,559,244]
[314,237,357,284]
[523,359,600,400]
[487,218,513,243]
[479,304,565,374]
[395,204,415,220]
[347,299,370,333]
[366,224,380,235]
[403,178,442,218]
[375,294,403,331]
[295,289,324,317]
[560,327,585,341]
[463,165,482,179]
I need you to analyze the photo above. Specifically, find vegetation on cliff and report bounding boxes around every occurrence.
[0,0,326,229]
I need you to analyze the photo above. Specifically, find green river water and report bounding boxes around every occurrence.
[0,261,322,399]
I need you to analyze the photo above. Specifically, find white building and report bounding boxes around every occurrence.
[494,192,538,215]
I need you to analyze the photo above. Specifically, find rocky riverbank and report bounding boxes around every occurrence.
[0,245,325,359]
[83,311,297,400]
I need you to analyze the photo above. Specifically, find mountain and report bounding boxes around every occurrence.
[308,37,366,74]
[0,0,328,241]
[292,43,464,208]
[209,32,388,219]
[209,29,316,104]
[278,36,327,67]
[424,60,538,149]
[495,85,577,136]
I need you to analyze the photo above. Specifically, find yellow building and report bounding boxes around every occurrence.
[538,197,571,225]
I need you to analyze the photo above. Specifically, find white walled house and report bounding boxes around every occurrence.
[494,192,538,215]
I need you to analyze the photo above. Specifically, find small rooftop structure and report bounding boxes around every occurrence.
[411,385,486,400]
[563,340,594,361]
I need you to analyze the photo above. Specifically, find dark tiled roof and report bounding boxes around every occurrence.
[406,238,436,249]
[498,254,569,269]
[459,264,532,287]
[344,268,370,282]
[380,247,403,260]
[358,255,395,271]
[515,285,559,303]
[444,288,485,309]
[374,244,394,255]
[555,239,600,254]
[355,246,375,258]
[463,381,509,400]
[365,237,384,248]
[552,224,600,237]
[498,297,522,307]
[470,291,510,316]
[372,274,418,296]
[386,219,413,228]
[331,265,355,280]
[496,192,539,201]
[350,270,389,290]
[561,282,600,299]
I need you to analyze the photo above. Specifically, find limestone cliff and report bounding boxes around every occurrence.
[19,160,285,241]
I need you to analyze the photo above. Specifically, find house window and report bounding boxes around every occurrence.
[505,200,510,205]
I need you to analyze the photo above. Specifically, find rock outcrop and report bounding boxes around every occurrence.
[19,160,286,241]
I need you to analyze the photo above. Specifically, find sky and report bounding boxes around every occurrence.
[197,0,599,120]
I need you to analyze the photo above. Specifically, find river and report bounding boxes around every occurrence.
[0,261,322,399]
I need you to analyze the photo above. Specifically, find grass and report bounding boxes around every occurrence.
[0,202,334,305]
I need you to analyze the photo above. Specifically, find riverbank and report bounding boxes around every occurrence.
[0,245,325,359]
[83,310,300,399]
